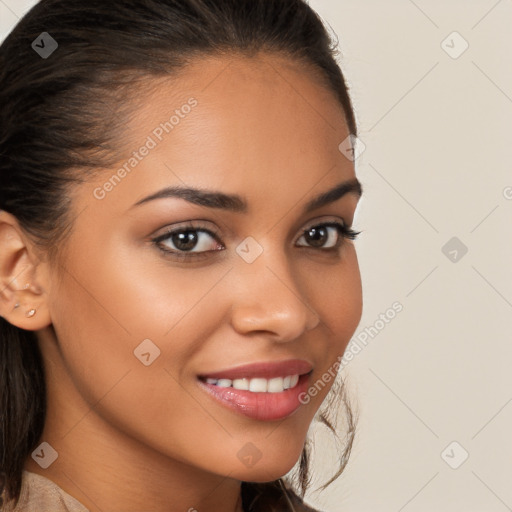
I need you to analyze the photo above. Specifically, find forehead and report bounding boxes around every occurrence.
[80,53,355,216]
[126,52,350,156]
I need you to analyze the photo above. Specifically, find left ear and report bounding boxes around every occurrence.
[0,210,52,331]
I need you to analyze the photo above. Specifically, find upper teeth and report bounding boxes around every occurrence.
[205,374,300,393]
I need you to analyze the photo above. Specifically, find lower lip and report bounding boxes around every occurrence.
[198,373,311,421]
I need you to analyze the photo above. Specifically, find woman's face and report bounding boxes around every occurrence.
[38,53,362,482]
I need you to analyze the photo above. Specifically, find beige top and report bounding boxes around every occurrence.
[2,471,89,512]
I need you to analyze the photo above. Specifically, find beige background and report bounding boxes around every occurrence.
[1,1,511,510]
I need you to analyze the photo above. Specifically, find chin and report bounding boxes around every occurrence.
[230,447,304,483]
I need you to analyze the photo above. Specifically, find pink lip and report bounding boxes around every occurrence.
[198,359,313,380]
[197,359,313,421]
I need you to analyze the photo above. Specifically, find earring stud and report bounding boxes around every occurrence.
[14,303,20,309]
[25,308,36,318]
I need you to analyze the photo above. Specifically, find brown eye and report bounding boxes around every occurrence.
[169,230,200,252]
[304,226,330,247]
[153,225,223,259]
[297,222,349,249]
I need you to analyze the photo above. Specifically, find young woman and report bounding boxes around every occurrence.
[0,0,363,510]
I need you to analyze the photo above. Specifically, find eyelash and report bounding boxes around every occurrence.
[152,220,360,261]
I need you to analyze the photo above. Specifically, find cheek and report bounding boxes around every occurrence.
[52,234,226,353]
[48,242,238,436]
[314,245,363,352]
[47,242,163,407]
[48,259,228,463]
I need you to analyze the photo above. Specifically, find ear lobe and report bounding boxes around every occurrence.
[0,210,51,330]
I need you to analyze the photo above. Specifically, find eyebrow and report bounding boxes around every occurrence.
[131,177,362,214]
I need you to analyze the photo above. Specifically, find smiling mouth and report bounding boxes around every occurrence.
[196,360,313,421]
[199,374,301,393]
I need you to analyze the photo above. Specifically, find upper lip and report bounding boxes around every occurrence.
[198,359,313,380]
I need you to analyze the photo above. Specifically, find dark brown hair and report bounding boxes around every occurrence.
[0,0,358,509]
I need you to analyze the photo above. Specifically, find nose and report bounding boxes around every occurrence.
[228,250,320,342]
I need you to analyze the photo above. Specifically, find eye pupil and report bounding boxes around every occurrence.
[173,230,198,251]
[306,226,328,247]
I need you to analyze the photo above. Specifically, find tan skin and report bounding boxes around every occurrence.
[0,53,362,512]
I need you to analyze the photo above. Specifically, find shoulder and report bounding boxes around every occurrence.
[2,471,89,512]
